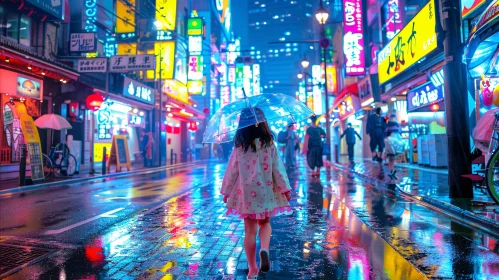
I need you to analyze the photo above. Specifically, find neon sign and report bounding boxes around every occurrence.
[343,0,365,76]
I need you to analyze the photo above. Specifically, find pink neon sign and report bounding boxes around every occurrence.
[385,0,403,40]
[343,0,365,76]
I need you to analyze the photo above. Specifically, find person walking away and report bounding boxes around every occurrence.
[221,108,292,279]
[145,132,154,167]
[384,131,404,182]
[385,114,400,135]
[302,116,326,177]
[341,123,362,163]
[285,124,299,168]
[140,130,149,167]
[366,108,386,162]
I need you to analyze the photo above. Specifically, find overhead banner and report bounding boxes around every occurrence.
[116,0,136,34]
[70,33,96,52]
[343,0,365,76]
[77,58,107,73]
[156,0,177,31]
[378,0,437,84]
[110,55,156,72]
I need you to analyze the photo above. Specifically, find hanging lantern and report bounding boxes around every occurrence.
[86,93,104,111]
[166,124,173,133]
[482,87,493,107]
[173,126,181,134]
[202,107,210,115]
[188,122,198,132]
[430,103,440,112]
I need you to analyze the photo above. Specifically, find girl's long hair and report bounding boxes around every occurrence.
[234,108,274,152]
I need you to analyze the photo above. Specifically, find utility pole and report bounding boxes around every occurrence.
[441,0,472,198]
[321,25,331,162]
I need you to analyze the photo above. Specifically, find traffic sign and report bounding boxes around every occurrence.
[320,38,330,49]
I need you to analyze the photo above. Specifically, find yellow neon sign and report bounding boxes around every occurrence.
[377,0,437,85]
[117,43,136,55]
[146,42,175,80]
[155,0,177,31]
[116,0,136,33]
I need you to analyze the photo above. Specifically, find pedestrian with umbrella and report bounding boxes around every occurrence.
[203,91,313,279]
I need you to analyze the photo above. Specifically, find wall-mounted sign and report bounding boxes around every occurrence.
[188,56,203,81]
[221,86,231,107]
[378,0,437,84]
[83,0,97,32]
[17,75,42,100]
[407,81,444,112]
[219,62,228,85]
[116,0,135,34]
[110,55,155,72]
[163,79,189,104]
[117,43,136,55]
[26,0,63,20]
[70,33,96,52]
[313,87,323,115]
[174,43,188,85]
[385,0,403,40]
[147,41,175,80]
[77,58,107,73]
[97,109,112,140]
[343,0,365,76]
[188,36,203,55]
[253,64,261,96]
[243,65,252,96]
[187,81,203,94]
[326,65,337,93]
[228,66,236,83]
[338,96,357,120]
[155,0,176,31]
[358,76,373,104]
[128,113,145,127]
[462,0,486,19]
[69,102,80,118]
[188,18,204,36]
[157,30,173,41]
[104,36,117,57]
[123,77,155,105]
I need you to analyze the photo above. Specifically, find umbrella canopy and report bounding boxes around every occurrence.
[203,93,314,143]
[35,114,72,130]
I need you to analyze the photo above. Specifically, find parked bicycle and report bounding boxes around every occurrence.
[42,143,77,178]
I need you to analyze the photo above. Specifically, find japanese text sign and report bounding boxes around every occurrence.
[378,0,437,84]
[189,36,203,55]
[26,0,63,20]
[163,79,189,104]
[128,113,145,127]
[385,0,403,40]
[188,56,203,81]
[155,0,176,31]
[343,0,365,76]
[116,0,135,33]
[326,65,337,93]
[123,77,155,105]
[110,55,156,72]
[70,33,96,52]
[77,58,107,73]
[407,81,444,112]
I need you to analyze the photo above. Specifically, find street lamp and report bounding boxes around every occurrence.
[315,0,332,162]
[315,1,329,25]
[301,59,310,69]
[297,73,304,79]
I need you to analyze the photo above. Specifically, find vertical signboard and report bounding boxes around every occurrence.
[343,0,365,76]
[235,64,244,98]
[326,65,337,94]
[19,114,44,182]
[252,64,261,96]
[156,0,177,31]
[243,65,252,96]
[147,41,175,80]
[116,0,136,34]
[385,0,403,40]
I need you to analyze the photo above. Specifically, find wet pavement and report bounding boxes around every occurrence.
[1,158,499,279]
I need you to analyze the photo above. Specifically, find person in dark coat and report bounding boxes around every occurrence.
[140,130,149,167]
[341,123,362,162]
[366,107,386,162]
[302,116,326,177]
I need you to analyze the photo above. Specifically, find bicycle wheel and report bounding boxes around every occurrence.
[61,154,77,176]
[485,148,499,204]
[42,154,53,179]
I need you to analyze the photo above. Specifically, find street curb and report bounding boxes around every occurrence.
[0,160,209,196]
[332,163,499,238]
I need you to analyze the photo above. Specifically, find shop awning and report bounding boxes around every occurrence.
[0,46,79,81]
[331,83,358,110]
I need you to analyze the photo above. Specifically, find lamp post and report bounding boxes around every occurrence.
[315,0,331,161]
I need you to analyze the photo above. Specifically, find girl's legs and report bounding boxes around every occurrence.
[244,218,259,276]
[257,217,271,250]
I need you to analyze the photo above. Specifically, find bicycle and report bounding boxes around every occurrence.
[484,112,499,204]
[42,143,77,178]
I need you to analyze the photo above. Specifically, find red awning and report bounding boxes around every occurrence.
[331,83,358,109]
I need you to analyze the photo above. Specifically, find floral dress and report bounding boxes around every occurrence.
[221,140,293,220]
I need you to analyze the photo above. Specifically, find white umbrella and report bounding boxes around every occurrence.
[35,114,72,130]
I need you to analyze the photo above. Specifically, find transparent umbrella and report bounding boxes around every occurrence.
[203,92,314,143]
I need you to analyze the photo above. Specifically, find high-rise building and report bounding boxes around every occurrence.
[239,0,322,96]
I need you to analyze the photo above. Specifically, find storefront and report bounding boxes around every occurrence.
[405,80,447,166]
[92,77,154,166]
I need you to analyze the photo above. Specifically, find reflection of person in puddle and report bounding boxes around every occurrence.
[371,190,403,227]
[221,108,292,279]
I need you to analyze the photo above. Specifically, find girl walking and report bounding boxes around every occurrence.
[221,108,292,279]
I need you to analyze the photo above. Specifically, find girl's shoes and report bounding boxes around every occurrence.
[259,249,270,272]
[247,275,258,280]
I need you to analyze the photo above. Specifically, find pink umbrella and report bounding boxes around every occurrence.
[473,108,499,153]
